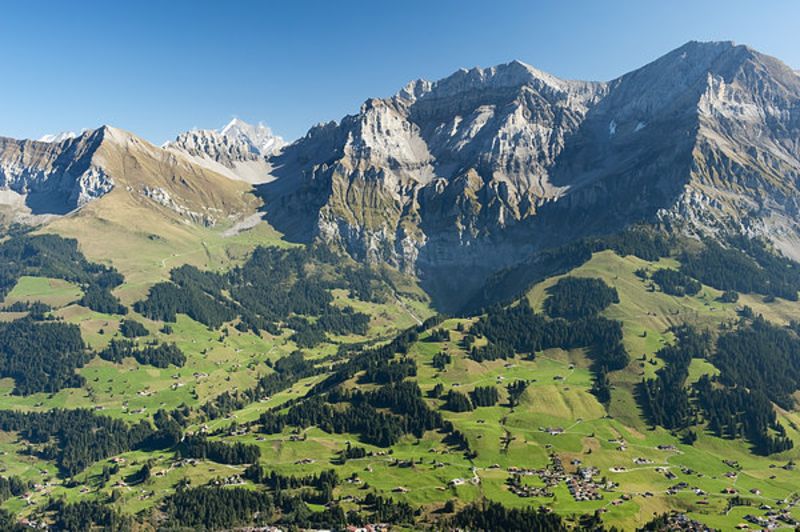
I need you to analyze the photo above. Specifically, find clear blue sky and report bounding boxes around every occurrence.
[1,0,798,143]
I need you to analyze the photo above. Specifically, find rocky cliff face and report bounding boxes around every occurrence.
[0,129,113,216]
[262,41,800,310]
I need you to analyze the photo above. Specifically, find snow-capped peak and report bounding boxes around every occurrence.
[165,118,285,184]
[38,131,78,143]
[220,118,285,156]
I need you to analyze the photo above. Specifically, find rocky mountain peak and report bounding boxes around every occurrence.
[219,118,285,156]
[0,127,112,218]
[261,41,800,310]
[165,118,285,183]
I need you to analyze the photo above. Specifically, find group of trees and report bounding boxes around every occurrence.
[449,500,568,531]
[544,277,619,319]
[696,377,793,455]
[118,319,148,338]
[0,234,125,315]
[79,285,127,315]
[0,409,154,476]
[0,318,90,395]
[470,298,629,374]
[639,326,711,430]
[263,378,444,447]
[200,349,322,421]
[694,317,800,454]
[423,383,497,413]
[363,493,415,525]
[470,385,500,407]
[0,315,182,397]
[640,318,798,455]
[47,481,588,532]
[649,268,702,297]
[49,499,132,531]
[244,466,339,504]
[361,357,416,385]
[444,390,474,412]
[98,339,186,368]
[134,246,375,347]
[432,352,452,370]
[2,300,52,319]
[291,307,370,347]
[314,316,444,393]
[426,328,450,342]
[681,239,800,300]
[161,485,273,530]
[713,317,800,409]
[0,476,28,503]
[178,434,261,464]
[253,328,481,451]
[506,380,529,408]
[470,227,672,312]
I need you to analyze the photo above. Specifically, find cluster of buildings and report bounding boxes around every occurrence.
[743,511,798,529]
[653,513,713,531]
[506,454,611,502]
[567,465,604,501]
[210,474,245,486]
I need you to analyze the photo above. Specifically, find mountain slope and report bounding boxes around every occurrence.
[262,41,800,311]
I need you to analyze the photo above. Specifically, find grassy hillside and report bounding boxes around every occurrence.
[2,226,800,530]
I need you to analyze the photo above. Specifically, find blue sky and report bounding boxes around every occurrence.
[1,0,798,143]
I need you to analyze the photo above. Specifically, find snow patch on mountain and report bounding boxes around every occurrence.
[38,131,78,143]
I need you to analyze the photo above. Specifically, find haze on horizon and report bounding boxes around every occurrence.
[1,0,798,144]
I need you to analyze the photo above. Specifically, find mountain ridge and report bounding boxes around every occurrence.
[2,41,800,312]
[259,40,800,310]
[0,125,260,228]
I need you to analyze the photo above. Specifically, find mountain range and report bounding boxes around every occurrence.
[2,40,800,311]
[5,39,800,531]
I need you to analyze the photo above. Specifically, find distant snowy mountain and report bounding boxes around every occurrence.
[220,118,285,157]
[38,131,78,143]
[165,118,285,183]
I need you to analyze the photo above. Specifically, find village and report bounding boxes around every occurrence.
[506,454,612,502]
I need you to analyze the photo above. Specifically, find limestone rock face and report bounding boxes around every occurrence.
[0,129,113,215]
[263,41,800,310]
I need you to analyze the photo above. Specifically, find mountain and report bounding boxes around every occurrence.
[4,40,800,532]
[262,41,800,310]
[165,118,285,183]
[0,126,260,226]
[2,40,799,314]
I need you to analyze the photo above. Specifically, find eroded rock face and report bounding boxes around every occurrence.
[264,41,800,310]
[0,129,113,215]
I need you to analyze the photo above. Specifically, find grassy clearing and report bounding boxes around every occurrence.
[4,276,83,308]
